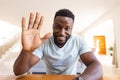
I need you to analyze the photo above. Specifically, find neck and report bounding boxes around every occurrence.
[54,41,65,48]
[53,35,71,48]
[56,44,65,48]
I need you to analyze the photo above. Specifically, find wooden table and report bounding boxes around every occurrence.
[0,74,76,80]
[0,74,120,80]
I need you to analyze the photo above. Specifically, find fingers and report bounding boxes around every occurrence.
[28,13,34,29]
[38,16,44,31]
[22,17,26,31]
[27,12,44,30]
[41,33,51,42]
[33,12,40,29]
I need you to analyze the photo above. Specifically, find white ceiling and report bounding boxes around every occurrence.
[0,0,120,30]
[0,0,120,34]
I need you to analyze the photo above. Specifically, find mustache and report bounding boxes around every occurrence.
[53,33,71,39]
[57,35,65,37]
[53,33,65,37]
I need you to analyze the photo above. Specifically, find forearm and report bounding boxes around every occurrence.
[80,61,103,80]
[13,49,32,76]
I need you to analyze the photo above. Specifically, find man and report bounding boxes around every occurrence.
[13,9,103,80]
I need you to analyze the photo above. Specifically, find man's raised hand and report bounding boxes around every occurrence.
[21,12,51,52]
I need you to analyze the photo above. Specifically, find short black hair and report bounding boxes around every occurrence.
[54,9,75,21]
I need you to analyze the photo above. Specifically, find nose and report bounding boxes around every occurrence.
[59,29,65,36]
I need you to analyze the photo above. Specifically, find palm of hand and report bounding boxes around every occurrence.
[22,29,42,52]
[21,12,51,52]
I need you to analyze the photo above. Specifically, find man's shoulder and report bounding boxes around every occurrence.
[43,36,53,45]
[71,35,83,40]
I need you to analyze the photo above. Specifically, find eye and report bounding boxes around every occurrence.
[54,24,61,30]
[65,26,71,31]
[65,27,69,30]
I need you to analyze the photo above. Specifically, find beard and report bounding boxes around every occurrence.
[53,33,71,46]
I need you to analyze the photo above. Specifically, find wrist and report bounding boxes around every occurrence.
[22,49,32,54]
[78,77,84,80]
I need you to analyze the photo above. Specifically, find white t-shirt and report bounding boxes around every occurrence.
[33,35,91,75]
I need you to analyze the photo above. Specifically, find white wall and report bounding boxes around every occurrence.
[80,4,120,68]
[83,19,114,55]
[113,11,120,69]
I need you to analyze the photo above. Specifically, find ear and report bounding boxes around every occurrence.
[52,23,54,30]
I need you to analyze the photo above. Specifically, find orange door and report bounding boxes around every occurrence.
[94,36,106,55]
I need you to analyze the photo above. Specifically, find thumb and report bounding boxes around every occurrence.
[41,33,51,42]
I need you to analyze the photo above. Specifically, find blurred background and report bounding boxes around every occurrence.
[0,0,120,77]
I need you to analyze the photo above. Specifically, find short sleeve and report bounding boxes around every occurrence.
[78,37,92,55]
[32,43,44,59]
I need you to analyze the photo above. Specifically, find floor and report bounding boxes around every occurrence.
[97,55,120,76]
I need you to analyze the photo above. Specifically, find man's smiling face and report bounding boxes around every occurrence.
[53,16,74,47]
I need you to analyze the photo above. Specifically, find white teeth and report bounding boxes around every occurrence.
[58,37,65,40]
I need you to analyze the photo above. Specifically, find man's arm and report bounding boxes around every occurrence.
[13,12,51,76]
[80,51,103,80]
[13,50,40,76]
